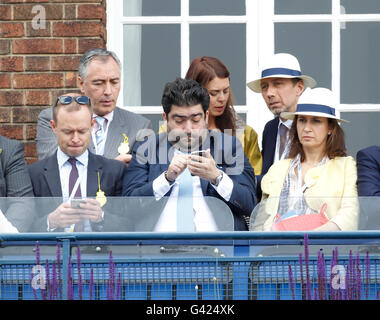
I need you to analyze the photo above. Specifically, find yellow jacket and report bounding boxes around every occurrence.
[158,123,263,175]
[240,125,262,175]
[251,156,359,231]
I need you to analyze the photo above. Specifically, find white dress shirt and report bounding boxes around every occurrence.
[48,148,91,232]
[152,149,234,232]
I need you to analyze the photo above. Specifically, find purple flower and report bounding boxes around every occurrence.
[44,259,50,300]
[355,253,361,300]
[365,251,370,300]
[107,251,115,300]
[329,247,339,300]
[56,243,62,300]
[303,234,312,300]
[35,241,41,265]
[76,247,82,300]
[317,251,327,300]
[67,257,73,300]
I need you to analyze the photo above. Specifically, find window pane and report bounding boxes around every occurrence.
[123,0,180,17]
[123,24,180,106]
[190,0,245,16]
[341,0,380,14]
[341,112,380,158]
[341,22,380,104]
[275,23,331,89]
[190,24,246,105]
[143,114,165,134]
[275,0,331,14]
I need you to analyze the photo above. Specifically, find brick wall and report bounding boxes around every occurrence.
[0,0,107,163]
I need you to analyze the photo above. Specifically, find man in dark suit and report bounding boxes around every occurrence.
[0,136,35,232]
[36,48,152,165]
[247,53,316,178]
[122,78,257,231]
[356,146,380,229]
[357,146,380,197]
[28,93,128,232]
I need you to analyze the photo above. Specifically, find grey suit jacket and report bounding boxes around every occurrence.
[36,106,153,160]
[0,135,35,232]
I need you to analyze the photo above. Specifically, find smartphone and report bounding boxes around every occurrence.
[191,150,206,157]
[71,199,86,209]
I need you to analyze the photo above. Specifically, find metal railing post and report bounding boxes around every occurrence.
[61,238,71,300]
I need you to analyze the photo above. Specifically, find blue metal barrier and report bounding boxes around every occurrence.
[1,231,380,300]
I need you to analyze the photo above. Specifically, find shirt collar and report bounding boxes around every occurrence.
[279,118,293,130]
[93,110,114,123]
[57,147,89,169]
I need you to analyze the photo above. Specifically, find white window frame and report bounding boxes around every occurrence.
[107,0,380,147]
[266,0,380,116]
[107,0,268,142]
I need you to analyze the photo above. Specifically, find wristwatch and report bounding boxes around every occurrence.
[164,170,175,185]
[212,170,223,187]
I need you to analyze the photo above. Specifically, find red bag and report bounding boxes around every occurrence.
[271,203,329,231]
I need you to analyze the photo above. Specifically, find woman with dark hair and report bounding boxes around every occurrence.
[159,56,263,174]
[251,88,359,231]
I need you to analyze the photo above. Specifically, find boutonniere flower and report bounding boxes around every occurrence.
[117,133,130,155]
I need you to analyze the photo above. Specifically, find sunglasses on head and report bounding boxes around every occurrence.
[56,95,91,106]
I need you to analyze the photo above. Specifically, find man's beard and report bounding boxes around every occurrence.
[167,129,208,153]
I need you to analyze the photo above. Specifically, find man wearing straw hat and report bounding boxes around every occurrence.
[247,53,316,179]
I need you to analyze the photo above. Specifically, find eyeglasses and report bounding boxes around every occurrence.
[56,96,91,106]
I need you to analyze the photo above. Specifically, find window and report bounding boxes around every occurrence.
[107,0,259,134]
[108,0,380,154]
[271,0,380,156]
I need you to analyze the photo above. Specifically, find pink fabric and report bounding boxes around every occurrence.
[271,203,329,231]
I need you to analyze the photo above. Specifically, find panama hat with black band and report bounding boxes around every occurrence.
[280,87,349,123]
[247,53,316,93]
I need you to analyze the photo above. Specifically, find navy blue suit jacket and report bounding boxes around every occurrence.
[28,151,128,232]
[261,117,279,176]
[357,145,380,197]
[255,117,279,198]
[122,131,257,231]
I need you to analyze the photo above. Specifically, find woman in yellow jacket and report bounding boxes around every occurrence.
[251,88,359,231]
[159,57,262,175]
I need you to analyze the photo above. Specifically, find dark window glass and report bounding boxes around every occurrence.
[275,22,332,89]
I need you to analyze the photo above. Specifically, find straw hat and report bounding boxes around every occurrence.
[247,53,316,93]
[280,87,348,123]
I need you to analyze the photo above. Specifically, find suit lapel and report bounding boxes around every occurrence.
[104,108,125,158]
[44,154,62,197]
[87,152,102,197]
[263,117,279,173]
[268,117,279,161]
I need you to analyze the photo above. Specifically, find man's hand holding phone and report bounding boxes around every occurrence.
[187,149,222,183]
[48,198,104,229]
